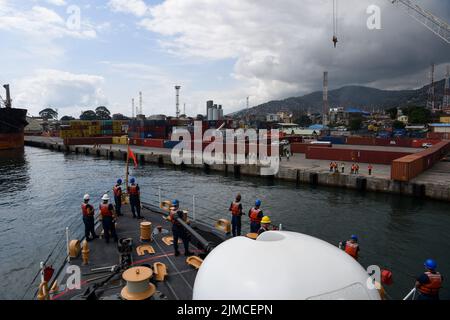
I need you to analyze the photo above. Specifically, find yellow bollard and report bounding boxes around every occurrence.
[37,282,49,300]
[82,240,90,265]
[49,281,59,294]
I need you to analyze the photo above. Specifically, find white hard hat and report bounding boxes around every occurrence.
[83,194,90,201]
[102,194,110,201]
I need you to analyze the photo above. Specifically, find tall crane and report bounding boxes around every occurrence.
[390,0,450,44]
[331,0,450,47]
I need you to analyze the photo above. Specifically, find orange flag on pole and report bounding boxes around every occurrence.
[128,146,138,168]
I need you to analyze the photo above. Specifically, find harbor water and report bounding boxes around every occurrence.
[1,146,449,299]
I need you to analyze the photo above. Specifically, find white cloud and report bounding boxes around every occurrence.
[0,4,97,39]
[108,0,149,17]
[14,69,107,117]
[44,0,67,6]
[137,0,450,110]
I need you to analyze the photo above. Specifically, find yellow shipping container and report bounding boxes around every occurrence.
[440,117,450,123]
[120,136,128,144]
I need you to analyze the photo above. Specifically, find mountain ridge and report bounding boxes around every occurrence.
[232,79,447,117]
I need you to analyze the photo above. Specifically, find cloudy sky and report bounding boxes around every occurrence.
[0,0,449,118]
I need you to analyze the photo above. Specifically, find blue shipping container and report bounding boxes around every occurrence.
[163,140,180,149]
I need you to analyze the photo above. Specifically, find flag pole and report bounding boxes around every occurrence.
[124,138,130,204]
[125,138,130,188]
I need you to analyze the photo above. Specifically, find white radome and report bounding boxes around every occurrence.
[193,231,381,300]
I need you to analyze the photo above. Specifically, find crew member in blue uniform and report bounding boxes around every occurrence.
[128,177,142,219]
[81,194,98,241]
[229,194,243,237]
[168,200,193,257]
[99,194,118,244]
[113,179,123,216]
[249,199,264,233]
[415,259,443,300]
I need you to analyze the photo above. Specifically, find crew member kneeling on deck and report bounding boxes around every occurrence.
[113,179,123,216]
[168,200,193,257]
[257,216,274,235]
[340,235,359,260]
[229,194,243,237]
[249,199,264,233]
[128,177,142,219]
[416,259,443,300]
[99,194,118,244]
[82,194,98,241]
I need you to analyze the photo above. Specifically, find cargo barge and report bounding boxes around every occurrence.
[0,85,28,150]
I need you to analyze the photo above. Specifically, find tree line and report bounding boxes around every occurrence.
[38,106,130,121]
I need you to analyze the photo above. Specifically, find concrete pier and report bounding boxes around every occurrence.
[24,136,450,202]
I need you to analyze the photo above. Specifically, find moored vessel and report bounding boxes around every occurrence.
[0,84,28,150]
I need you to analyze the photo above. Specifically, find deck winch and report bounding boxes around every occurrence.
[121,266,156,300]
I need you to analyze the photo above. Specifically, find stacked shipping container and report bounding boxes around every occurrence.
[391,141,450,181]
[60,120,128,139]
[305,147,412,165]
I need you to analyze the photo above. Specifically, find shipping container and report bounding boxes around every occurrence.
[163,140,181,149]
[141,138,165,148]
[391,141,450,181]
[318,136,347,144]
[291,142,331,154]
[306,147,412,164]
[63,137,113,146]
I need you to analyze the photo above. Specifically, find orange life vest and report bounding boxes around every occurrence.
[169,209,181,225]
[81,203,93,217]
[113,185,122,197]
[99,203,113,217]
[128,184,139,196]
[249,208,262,223]
[230,202,241,216]
[418,272,442,295]
[345,241,359,259]
[368,165,373,170]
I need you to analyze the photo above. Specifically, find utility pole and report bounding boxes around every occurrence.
[323,71,329,125]
[443,65,450,113]
[132,98,135,119]
[139,91,143,115]
[427,63,436,111]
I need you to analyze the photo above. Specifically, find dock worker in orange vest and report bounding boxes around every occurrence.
[249,199,264,233]
[113,179,123,216]
[81,194,98,241]
[368,164,373,175]
[99,194,118,244]
[355,164,360,174]
[128,177,142,219]
[339,235,360,260]
[229,194,244,237]
[168,199,193,257]
[351,163,355,174]
[415,259,443,300]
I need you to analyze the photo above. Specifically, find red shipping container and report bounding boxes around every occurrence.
[306,147,412,165]
[291,143,331,154]
[141,138,164,148]
[64,137,113,145]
